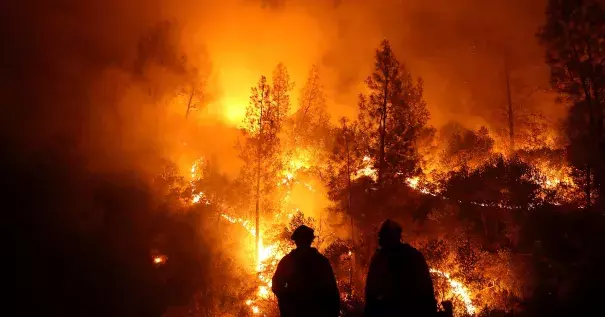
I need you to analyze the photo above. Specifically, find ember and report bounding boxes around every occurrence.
[152,255,167,266]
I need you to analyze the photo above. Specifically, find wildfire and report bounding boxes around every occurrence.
[532,160,576,190]
[185,156,488,316]
[224,211,480,316]
[219,212,285,313]
[187,154,305,315]
[278,148,313,186]
[406,176,420,189]
[190,157,205,180]
[354,156,378,181]
[192,192,205,204]
[251,305,260,314]
[220,213,256,236]
[430,269,476,315]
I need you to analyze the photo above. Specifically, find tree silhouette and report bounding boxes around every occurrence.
[444,156,540,245]
[499,59,550,153]
[538,0,605,209]
[444,126,495,171]
[293,64,330,147]
[239,75,282,259]
[358,40,429,186]
[328,117,366,213]
[272,62,294,129]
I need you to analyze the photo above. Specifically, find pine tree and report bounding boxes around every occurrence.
[271,63,294,129]
[329,117,365,208]
[239,75,282,258]
[358,40,429,186]
[538,0,605,209]
[293,64,330,146]
[328,117,363,291]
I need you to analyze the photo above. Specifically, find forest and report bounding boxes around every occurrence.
[7,0,604,316]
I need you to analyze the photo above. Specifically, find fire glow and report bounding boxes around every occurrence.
[190,158,482,316]
[185,136,581,315]
[152,255,167,266]
[430,269,476,315]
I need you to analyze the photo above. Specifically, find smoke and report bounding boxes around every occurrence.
[167,0,559,127]
[1,0,562,175]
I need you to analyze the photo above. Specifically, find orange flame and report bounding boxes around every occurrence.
[152,255,167,266]
[430,269,476,315]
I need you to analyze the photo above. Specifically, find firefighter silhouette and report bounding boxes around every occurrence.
[364,219,437,317]
[272,225,340,317]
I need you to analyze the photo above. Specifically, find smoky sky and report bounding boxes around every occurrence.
[0,0,559,171]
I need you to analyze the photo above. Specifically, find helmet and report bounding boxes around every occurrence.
[378,219,402,241]
[291,225,315,242]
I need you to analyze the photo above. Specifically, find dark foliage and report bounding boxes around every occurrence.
[10,148,209,317]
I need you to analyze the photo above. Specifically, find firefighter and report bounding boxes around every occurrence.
[271,225,340,317]
[364,219,437,317]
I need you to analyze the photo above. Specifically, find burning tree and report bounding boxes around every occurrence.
[443,126,496,172]
[326,118,368,299]
[329,118,367,201]
[287,64,331,179]
[292,64,330,147]
[271,62,294,129]
[239,75,284,260]
[358,40,430,186]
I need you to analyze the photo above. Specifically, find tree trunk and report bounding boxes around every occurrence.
[480,209,489,240]
[185,86,195,120]
[276,92,282,127]
[255,93,264,263]
[580,73,595,210]
[378,80,389,186]
[585,164,592,209]
[345,125,354,296]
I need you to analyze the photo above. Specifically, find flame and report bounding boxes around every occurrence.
[257,286,270,299]
[430,269,476,315]
[354,156,378,181]
[190,157,205,180]
[220,213,256,236]
[152,255,167,266]
[192,192,204,204]
[218,211,285,314]
[279,148,313,186]
[405,176,438,196]
[220,206,480,316]
[532,160,576,189]
[187,152,303,315]
[251,306,260,314]
[185,155,491,316]
[406,176,420,189]
[184,148,579,315]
